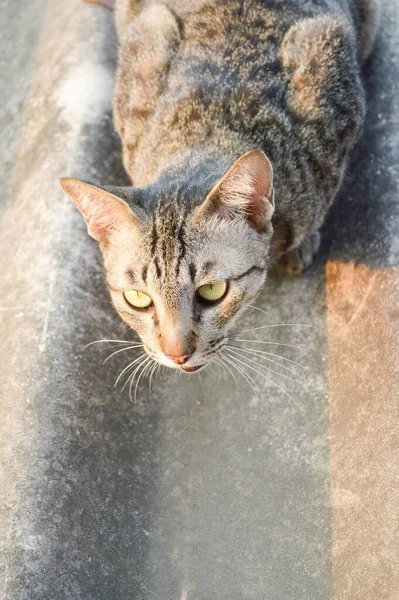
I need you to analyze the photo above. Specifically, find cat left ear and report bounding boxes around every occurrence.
[195,150,275,232]
[60,178,139,244]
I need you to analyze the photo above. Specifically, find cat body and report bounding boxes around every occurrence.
[61,0,378,370]
[114,0,377,259]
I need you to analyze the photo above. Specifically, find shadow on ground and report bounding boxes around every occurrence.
[323,28,399,268]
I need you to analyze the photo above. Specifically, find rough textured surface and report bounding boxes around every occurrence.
[0,1,398,599]
[0,0,47,213]
[327,262,399,600]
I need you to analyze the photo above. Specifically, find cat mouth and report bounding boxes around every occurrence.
[144,347,205,372]
[180,364,204,373]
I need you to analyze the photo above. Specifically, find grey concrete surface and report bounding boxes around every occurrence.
[325,3,399,268]
[0,0,48,213]
[0,1,398,599]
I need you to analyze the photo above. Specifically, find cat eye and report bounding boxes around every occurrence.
[197,281,228,303]
[124,289,153,309]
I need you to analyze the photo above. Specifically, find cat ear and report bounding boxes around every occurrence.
[195,150,274,232]
[60,178,139,243]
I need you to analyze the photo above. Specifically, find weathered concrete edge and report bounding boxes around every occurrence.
[0,1,119,595]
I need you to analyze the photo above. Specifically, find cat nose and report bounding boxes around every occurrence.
[159,329,197,364]
[164,352,192,365]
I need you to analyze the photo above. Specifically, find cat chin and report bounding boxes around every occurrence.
[180,364,205,373]
[154,356,207,372]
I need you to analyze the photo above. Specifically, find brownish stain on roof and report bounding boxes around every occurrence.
[326,261,399,600]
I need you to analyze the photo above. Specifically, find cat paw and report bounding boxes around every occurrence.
[275,231,321,276]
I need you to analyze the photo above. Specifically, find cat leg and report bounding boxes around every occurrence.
[276,231,321,276]
[83,0,115,9]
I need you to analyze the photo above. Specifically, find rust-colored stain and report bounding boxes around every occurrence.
[326,261,399,600]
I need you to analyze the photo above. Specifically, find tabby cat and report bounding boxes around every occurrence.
[61,0,379,372]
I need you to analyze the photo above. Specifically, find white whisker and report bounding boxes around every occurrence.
[115,353,147,387]
[157,364,166,380]
[228,345,307,381]
[228,347,302,384]
[155,363,163,381]
[225,350,302,409]
[247,305,276,320]
[84,338,140,350]
[91,344,133,357]
[232,338,306,351]
[229,344,317,377]
[222,351,258,395]
[134,358,153,402]
[231,323,321,337]
[103,344,144,364]
[214,356,238,387]
[148,361,159,394]
[129,357,151,402]
[121,355,148,393]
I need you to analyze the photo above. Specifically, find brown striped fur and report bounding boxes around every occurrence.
[61,0,378,370]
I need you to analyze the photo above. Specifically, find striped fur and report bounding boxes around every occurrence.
[61,0,378,369]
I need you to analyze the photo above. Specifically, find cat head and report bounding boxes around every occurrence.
[60,150,274,372]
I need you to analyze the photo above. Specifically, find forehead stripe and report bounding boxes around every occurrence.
[175,221,187,276]
[230,265,266,281]
[153,256,162,279]
[150,217,158,257]
[189,262,197,282]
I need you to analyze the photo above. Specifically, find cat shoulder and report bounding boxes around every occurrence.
[281,15,365,128]
[114,4,182,168]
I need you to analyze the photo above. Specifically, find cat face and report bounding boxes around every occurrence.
[61,151,274,371]
[102,206,270,371]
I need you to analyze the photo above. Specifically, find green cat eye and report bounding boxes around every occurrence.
[124,289,153,309]
[197,281,228,303]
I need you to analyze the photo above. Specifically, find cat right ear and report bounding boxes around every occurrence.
[60,178,139,244]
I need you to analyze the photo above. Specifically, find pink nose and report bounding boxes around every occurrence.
[165,353,192,365]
